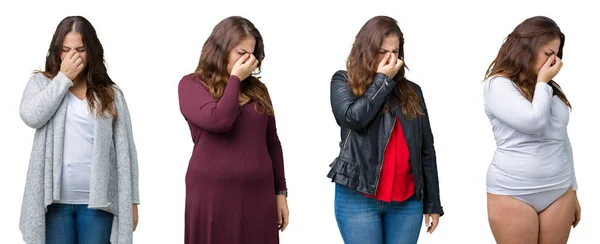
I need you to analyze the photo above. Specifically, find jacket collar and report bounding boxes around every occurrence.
[386,95,412,141]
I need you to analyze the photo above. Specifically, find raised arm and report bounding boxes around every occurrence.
[484,77,553,134]
[330,71,396,130]
[178,75,241,133]
[20,72,73,129]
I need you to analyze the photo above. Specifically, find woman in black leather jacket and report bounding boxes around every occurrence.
[327,16,443,244]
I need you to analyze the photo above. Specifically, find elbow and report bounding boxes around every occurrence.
[210,117,237,133]
[340,118,369,130]
[522,119,549,135]
[268,140,282,150]
[20,110,43,129]
[335,111,370,130]
[421,136,437,165]
[421,155,437,169]
[182,114,237,133]
[421,148,438,170]
[332,100,372,130]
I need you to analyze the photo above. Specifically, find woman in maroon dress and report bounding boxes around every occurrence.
[178,16,289,244]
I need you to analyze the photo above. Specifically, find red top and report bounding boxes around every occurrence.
[365,118,414,202]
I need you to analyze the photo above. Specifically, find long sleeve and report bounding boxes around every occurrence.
[20,72,72,129]
[563,136,578,190]
[418,86,444,216]
[484,77,553,135]
[178,74,241,133]
[112,88,140,205]
[330,70,396,130]
[122,93,140,204]
[267,115,287,192]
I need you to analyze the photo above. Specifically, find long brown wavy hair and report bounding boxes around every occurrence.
[485,16,571,108]
[37,16,117,118]
[195,16,273,115]
[347,16,423,120]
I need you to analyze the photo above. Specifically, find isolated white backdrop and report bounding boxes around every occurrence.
[1,0,598,243]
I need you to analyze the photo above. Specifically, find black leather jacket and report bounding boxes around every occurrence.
[327,70,444,216]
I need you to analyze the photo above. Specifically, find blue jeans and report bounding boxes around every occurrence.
[334,184,423,244]
[45,204,113,244]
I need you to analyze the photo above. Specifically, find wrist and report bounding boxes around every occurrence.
[376,71,390,78]
[229,74,242,82]
[536,77,549,83]
[536,80,550,86]
[276,190,287,197]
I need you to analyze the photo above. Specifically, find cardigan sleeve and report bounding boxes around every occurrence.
[20,72,72,129]
[114,88,140,204]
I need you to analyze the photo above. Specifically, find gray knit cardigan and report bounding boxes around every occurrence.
[19,72,140,244]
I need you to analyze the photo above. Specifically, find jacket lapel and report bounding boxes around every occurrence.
[391,103,416,165]
[386,94,412,141]
[394,106,412,142]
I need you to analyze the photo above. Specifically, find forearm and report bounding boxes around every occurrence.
[20,72,72,128]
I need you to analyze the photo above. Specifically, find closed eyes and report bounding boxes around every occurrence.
[545,49,557,56]
[62,46,85,52]
[379,49,399,54]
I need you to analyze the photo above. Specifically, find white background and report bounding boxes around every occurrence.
[1,0,598,243]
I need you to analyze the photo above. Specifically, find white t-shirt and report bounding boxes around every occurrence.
[483,76,577,196]
[58,92,96,204]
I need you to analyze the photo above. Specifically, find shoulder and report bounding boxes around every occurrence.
[333,70,347,76]
[485,75,513,86]
[180,73,198,83]
[483,75,517,93]
[32,72,49,81]
[331,70,349,88]
[111,84,126,106]
[179,73,208,92]
[406,79,421,91]
[28,72,51,86]
[405,79,424,98]
[27,72,75,90]
[332,70,348,80]
[549,81,564,92]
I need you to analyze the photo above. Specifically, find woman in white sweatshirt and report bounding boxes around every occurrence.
[483,16,581,244]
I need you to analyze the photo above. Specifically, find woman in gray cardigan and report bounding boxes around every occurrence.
[19,16,140,244]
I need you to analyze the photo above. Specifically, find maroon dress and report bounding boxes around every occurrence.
[178,74,287,244]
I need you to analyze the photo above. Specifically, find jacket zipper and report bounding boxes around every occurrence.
[373,120,394,194]
[371,77,389,101]
[342,129,352,149]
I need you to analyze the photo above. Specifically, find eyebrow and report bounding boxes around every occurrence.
[62,46,85,49]
[547,49,556,54]
[240,49,250,53]
[379,48,398,52]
